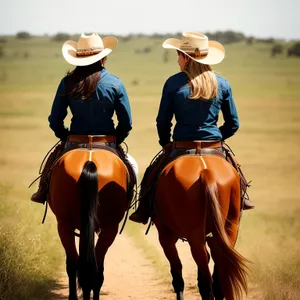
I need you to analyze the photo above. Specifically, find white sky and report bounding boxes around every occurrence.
[0,0,299,39]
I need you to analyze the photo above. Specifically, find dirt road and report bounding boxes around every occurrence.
[51,226,259,300]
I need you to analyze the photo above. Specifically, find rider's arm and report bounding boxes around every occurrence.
[48,79,69,141]
[156,80,173,147]
[219,82,239,140]
[114,82,132,145]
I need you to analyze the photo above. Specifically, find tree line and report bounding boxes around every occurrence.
[2,31,300,58]
[13,30,294,44]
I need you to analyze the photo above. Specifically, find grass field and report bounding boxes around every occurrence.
[0,35,300,299]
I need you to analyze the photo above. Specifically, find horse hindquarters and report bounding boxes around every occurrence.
[200,169,248,300]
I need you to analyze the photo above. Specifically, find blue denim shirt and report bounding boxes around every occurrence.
[156,72,239,147]
[48,68,132,144]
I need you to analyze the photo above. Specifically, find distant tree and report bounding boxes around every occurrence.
[0,46,4,58]
[271,44,284,57]
[16,32,31,39]
[287,42,300,57]
[120,36,131,42]
[151,33,167,39]
[256,37,275,44]
[134,46,152,54]
[52,33,71,42]
[206,30,245,44]
[163,50,169,63]
[246,37,255,45]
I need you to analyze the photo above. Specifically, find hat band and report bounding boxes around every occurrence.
[180,47,209,58]
[76,47,103,57]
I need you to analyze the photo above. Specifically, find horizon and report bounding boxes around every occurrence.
[1,0,299,40]
[0,30,298,42]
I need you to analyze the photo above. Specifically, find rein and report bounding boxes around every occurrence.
[118,142,138,234]
[29,140,63,224]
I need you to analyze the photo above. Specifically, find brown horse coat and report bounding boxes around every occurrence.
[154,154,248,300]
[48,147,128,299]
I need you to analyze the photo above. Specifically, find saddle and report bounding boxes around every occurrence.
[65,135,137,205]
[140,141,224,201]
[172,140,224,158]
[38,135,136,205]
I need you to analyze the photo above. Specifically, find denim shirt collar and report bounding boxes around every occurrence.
[100,67,108,79]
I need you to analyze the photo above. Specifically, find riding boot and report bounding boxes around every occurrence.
[31,142,65,204]
[243,199,255,210]
[129,144,173,224]
[31,185,48,204]
[222,143,255,211]
[129,196,151,225]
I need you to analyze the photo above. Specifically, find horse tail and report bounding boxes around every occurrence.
[77,160,98,289]
[199,169,248,300]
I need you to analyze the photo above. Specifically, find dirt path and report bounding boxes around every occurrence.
[51,231,173,300]
[51,226,260,300]
[144,228,261,300]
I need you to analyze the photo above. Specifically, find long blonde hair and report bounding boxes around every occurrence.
[182,53,218,100]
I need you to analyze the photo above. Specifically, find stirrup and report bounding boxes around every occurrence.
[129,211,149,225]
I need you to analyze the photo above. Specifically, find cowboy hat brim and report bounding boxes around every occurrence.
[62,36,118,66]
[162,38,225,65]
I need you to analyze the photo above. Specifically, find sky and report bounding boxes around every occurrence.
[0,0,299,40]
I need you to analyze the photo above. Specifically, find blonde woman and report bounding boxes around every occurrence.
[130,32,254,225]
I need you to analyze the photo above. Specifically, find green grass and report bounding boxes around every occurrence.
[0,35,300,299]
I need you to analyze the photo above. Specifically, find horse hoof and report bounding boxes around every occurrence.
[176,291,184,300]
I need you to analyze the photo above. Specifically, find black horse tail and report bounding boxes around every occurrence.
[199,169,248,300]
[78,160,98,290]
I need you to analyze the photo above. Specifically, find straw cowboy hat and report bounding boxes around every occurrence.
[163,32,225,65]
[62,33,118,66]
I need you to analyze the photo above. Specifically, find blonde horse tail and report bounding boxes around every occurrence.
[200,169,248,300]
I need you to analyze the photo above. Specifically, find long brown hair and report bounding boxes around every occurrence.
[65,59,105,100]
[179,52,218,100]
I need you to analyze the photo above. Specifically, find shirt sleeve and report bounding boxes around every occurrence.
[156,79,174,147]
[48,79,70,141]
[218,82,240,140]
[114,82,132,145]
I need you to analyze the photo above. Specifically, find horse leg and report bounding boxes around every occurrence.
[66,256,78,300]
[57,221,79,300]
[188,241,213,300]
[156,220,184,300]
[211,265,223,300]
[92,224,119,300]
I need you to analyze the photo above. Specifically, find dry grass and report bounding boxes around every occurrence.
[0,36,300,299]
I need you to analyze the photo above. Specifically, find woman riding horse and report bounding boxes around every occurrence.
[130,32,250,299]
[31,33,137,299]
[130,31,254,225]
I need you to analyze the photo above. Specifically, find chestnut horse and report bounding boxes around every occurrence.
[49,147,128,300]
[154,154,249,300]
